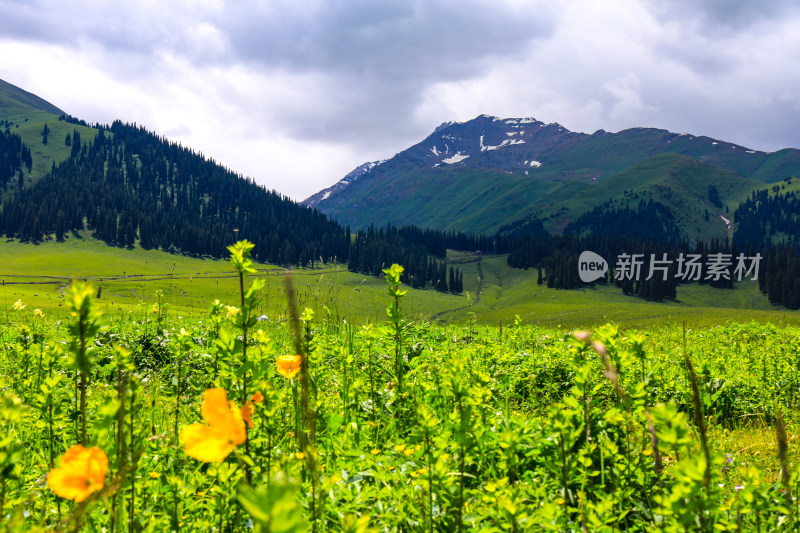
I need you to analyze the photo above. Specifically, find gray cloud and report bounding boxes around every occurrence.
[646,0,800,33]
[217,0,558,146]
[2,0,800,199]
[0,0,557,149]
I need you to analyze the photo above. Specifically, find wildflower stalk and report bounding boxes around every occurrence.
[209,300,223,382]
[284,272,319,532]
[363,326,379,444]
[65,282,104,446]
[300,309,319,531]
[47,352,55,470]
[776,410,792,512]
[384,264,407,428]
[79,319,87,445]
[427,436,434,533]
[112,350,126,533]
[174,353,182,445]
[684,354,711,489]
[128,384,136,533]
[417,403,439,533]
[227,240,263,484]
[34,311,45,390]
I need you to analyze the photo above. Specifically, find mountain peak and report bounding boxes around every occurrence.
[303,114,800,237]
[304,160,385,207]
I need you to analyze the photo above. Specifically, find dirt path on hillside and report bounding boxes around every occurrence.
[0,267,319,286]
[0,272,242,285]
[430,253,484,321]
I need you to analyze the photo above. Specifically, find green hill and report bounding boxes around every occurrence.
[1,79,99,189]
[549,153,764,242]
[0,78,64,118]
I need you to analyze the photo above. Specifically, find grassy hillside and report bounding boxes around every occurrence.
[321,153,771,240]
[1,79,100,189]
[2,235,796,328]
[548,153,764,241]
[0,79,64,116]
[330,165,590,234]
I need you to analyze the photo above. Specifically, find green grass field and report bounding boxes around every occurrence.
[0,233,465,324]
[469,253,796,327]
[1,235,797,328]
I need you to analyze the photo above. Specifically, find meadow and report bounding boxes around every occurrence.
[1,234,797,329]
[1,240,799,531]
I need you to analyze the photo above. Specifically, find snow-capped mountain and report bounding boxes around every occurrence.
[305,160,385,208]
[302,114,800,238]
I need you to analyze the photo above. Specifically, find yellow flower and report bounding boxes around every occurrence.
[180,388,246,463]
[48,445,108,502]
[295,452,305,460]
[370,449,381,455]
[12,299,25,311]
[33,308,44,319]
[224,305,240,319]
[149,472,162,478]
[276,355,301,379]
[253,330,270,344]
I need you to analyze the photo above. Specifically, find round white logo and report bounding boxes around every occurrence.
[578,251,608,283]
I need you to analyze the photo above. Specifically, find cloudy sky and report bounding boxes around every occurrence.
[2,0,800,200]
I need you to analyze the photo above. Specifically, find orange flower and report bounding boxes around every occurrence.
[241,404,254,429]
[180,388,246,462]
[276,355,301,379]
[240,391,265,429]
[48,445,108,502]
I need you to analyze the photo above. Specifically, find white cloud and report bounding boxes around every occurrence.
[1,0,800,200]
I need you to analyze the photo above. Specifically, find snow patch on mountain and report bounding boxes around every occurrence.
[480,135,525,151]
[442,152,469,164]
[502,117,540,125]
[303,159,385,207]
